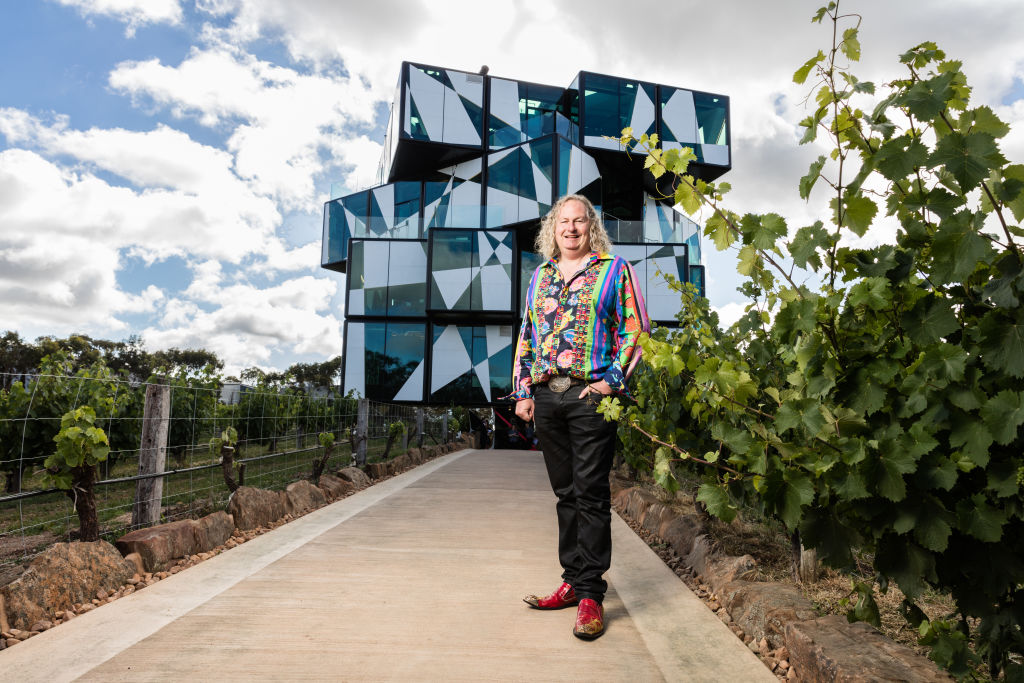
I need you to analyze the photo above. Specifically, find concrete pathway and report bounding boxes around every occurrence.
[2,449,772,682]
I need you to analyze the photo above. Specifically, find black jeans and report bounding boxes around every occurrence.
[533,383,617,604]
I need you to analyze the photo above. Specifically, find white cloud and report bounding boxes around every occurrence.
[109,47,379,207]
[0,113,281,264]
[6,0,1024,374]
[55,0,183,36]
[145,270,341,373]
[712,301,747,330]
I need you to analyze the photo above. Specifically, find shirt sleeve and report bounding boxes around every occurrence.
[508,269,540,401]
[601,258,650,393]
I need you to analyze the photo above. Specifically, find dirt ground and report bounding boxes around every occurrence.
[619,467,958,657]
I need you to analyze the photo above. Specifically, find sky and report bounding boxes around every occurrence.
[1,0,1023,376]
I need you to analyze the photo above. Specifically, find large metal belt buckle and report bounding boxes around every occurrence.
[549,376,572,393]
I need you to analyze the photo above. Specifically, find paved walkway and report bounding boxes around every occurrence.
[3,449,772,682]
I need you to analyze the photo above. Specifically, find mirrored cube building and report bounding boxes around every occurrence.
[322,62,730,405]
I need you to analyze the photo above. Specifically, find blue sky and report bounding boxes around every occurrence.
[1,0,1023,375]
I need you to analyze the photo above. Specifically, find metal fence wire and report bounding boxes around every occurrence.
[0,373,452,570]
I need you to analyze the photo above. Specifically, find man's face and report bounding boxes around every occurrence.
[555,199,591,257]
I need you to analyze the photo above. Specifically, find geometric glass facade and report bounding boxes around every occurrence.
[323,62,731,404]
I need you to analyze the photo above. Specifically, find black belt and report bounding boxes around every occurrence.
[546,376,584,393]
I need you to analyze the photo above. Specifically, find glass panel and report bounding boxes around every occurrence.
[382,323,426,400]
[659,86,697,145]
[687,230,702,265]
[362,241,389,316]
[343,322,366,396]
[363,322,388,398]
[429,231,473,310]
[582,73,622,146]
[424,159,482,229]
[695,92,728,146]
[688,264,706,298]
[406,65,446,142]
[429,324,511,403]
[348,240,365,315]
[489,79,571,149]
[394,181,421,233]
[443,70,484,146]
[563,76,580,126]
[387,241,427,316]
[645,244,688,322]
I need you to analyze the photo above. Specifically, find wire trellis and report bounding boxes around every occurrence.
[0,372,450,571]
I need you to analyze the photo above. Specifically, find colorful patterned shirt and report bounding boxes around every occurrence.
[508,251,650,400]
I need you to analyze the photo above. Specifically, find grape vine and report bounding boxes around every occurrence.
[603,3,1024,678]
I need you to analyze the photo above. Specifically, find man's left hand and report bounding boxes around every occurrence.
[579,380,612,399]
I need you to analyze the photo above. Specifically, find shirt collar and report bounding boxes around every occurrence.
[544,251,611,271]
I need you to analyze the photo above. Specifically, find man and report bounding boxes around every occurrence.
[509,194,649,639]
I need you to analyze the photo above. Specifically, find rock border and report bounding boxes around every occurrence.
[610,479,951,683]
[0,437,474,651]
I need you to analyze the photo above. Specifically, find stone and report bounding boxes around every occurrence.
[227,486,287,531]
[390,453,412,473]
[124,552,145,576]
[612,486,637,509]
[624,488,660,524]
[608,474,633,499]
[116,520,199,572]
[29,620,51,631]
[720,581,818,651]
[704,553,758,594]
[0,542,134,631]
[283,480,327,516]
[365,462,388,480]
[785,615,951,683]
[658,514,705,557]
[640,501,674,536]
[685,534,714,579]
[336,466,371,488]
[195,511,234,549]
[318,474,355,500]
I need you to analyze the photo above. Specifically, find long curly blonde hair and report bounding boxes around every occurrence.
[534,194,612,261]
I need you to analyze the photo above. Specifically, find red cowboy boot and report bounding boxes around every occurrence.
[523,581,578,610]
[573,598,604,639]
